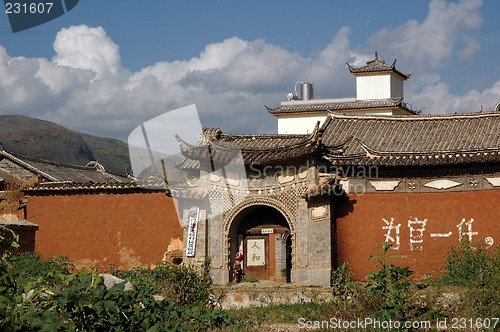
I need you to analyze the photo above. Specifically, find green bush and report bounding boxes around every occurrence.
[366,243,415,321]
[331,262,355,300]
[434,240,500,318]
[0,252,233,331]
[5,252,73,289]
[115,259,214,308]
[438,240,499,286]
[34,272,231,331]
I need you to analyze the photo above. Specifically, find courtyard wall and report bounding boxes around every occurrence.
[335,189,499,280]
[25,191,182,270]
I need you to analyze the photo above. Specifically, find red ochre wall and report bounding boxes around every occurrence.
[335,190,499,281]
[25,192,182,270]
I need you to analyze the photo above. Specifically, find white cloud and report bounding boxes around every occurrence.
[53,25,121,80]
[413,79,500,114]
[0,1,498,142]
[368,0,483,67]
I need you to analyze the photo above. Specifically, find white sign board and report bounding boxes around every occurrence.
[185,207,200,257]
[261,228,274,234]
[246,239,265,266]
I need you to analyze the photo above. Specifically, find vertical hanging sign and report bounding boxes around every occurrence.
[185,207,200,257]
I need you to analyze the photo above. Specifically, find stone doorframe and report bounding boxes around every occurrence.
[222,197,296,283]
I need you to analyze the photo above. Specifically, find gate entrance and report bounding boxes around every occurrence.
[228,205,292,282]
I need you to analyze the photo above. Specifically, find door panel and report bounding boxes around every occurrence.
[244,235,269,279]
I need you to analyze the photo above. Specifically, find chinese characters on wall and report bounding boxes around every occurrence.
[382,217,495,251]
[246,239,265,266]
[185,207,200,257]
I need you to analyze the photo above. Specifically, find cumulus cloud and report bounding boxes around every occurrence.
[0,0,498,142]
[53,25,121,80]
[368,0,483,68]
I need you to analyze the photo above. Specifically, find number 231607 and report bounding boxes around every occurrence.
[5,2,53,14]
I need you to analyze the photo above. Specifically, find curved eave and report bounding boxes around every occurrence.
[324,148,500,167]
[346,60,411,80]
[176,124,322,166]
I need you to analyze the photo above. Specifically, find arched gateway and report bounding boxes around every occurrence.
[174,124,340,287]
[227,204,293,282]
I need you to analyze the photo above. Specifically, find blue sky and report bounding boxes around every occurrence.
[0,0,499,141]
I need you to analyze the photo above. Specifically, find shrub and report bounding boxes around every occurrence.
[0,253,234,331]
[5,252,73,290]
[435,240,499,318]
[439,240,499,287]
[366,243,415,321]
[116,259,214,308]
[331,262,355,300]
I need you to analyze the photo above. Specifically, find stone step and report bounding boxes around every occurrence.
[213,281,333,309]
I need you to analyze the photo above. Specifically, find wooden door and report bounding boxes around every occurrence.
[244,235,269,279]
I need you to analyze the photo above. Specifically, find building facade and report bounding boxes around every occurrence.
[175,55,499,286]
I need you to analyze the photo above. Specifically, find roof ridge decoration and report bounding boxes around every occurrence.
[347,52,412,79]
[86,160,106,173]
[201,127,222,143]
[175,134,241,165]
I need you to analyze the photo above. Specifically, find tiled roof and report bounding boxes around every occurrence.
[347,52,411,79]
[0,148,130,183]
[180,112,499,168]
[178,124,322,167]
[321,112,500,166]
[268,98,414,115]
[24,179,167,193]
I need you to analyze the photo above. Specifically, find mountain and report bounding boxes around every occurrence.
[0,115,131,176]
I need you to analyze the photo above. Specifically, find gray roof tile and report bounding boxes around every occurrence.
[268,98,414,115]
[179,112,500,168]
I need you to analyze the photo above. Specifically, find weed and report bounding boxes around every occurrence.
[366,243,416,322]
[331,262,355,300]
[434,240,500,318]
[438,240,499,287]
[0,251,235,331]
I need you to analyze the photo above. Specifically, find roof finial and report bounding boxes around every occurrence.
[374,52,378,60]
